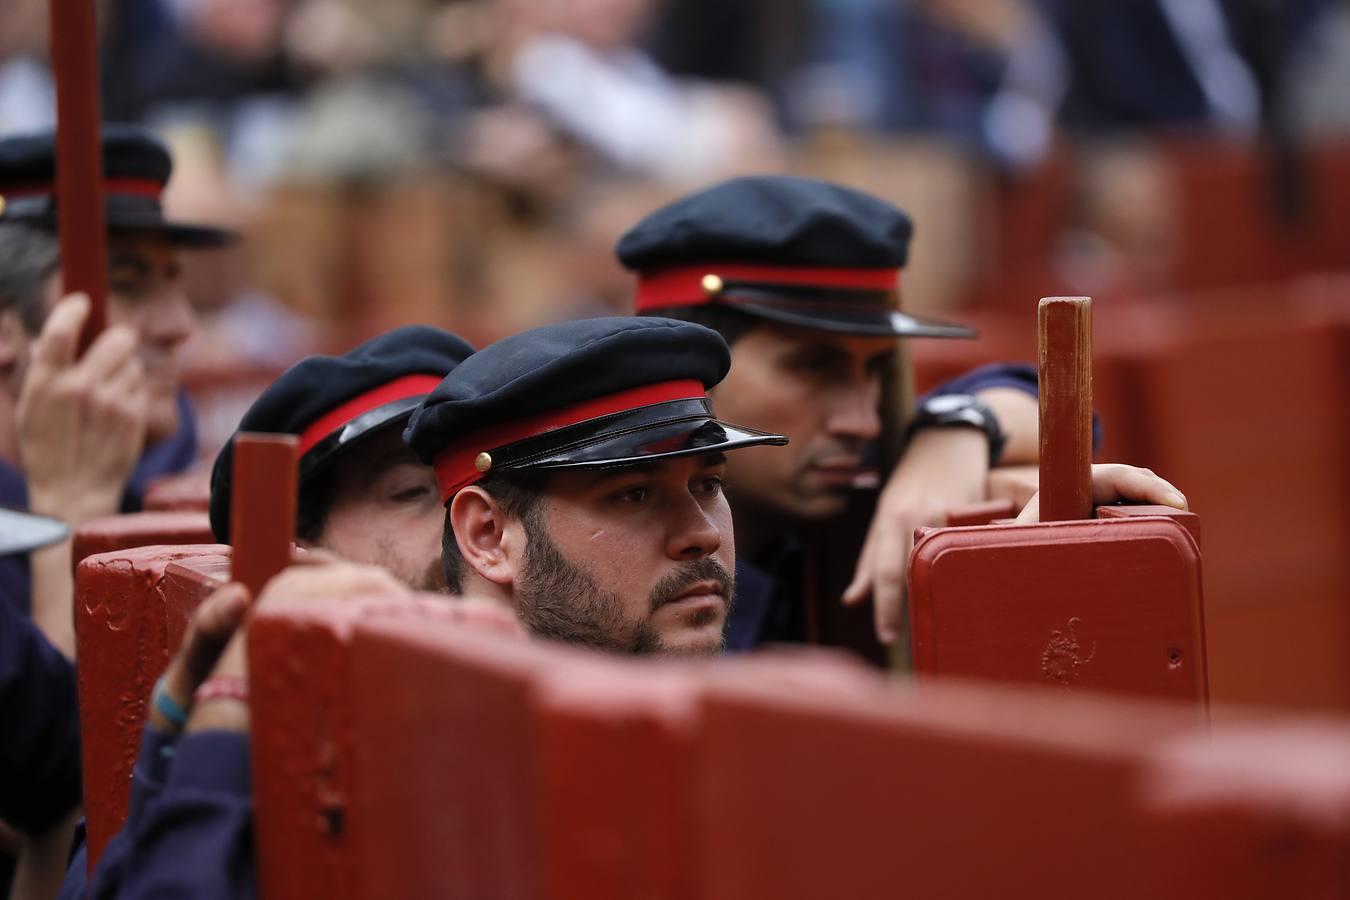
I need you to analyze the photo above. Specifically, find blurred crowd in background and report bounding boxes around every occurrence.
[3,0,1350,454]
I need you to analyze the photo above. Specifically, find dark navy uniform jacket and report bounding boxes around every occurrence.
[60,728,255,900]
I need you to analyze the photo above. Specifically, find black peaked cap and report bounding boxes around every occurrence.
[406,317,786,496]
[615,175,913,270]
[406,317,728,461]
[209,325,474,543]
[0,124,235,246]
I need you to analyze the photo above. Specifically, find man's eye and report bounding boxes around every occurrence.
[391,486,431,503]
[694,477,724,499]
[616,486,651,504]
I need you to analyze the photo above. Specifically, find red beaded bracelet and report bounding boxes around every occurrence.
[194,675,249,705]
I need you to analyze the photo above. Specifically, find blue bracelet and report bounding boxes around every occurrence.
[152,676,189,730]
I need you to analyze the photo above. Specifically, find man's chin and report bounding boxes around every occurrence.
[145,405,180,444]
[653,636,725,658]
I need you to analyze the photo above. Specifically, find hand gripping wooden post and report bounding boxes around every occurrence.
[49,0,109,354]
[230,434,299,596]
[906,297,1209,703]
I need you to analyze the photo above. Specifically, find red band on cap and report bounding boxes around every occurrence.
[0,177,164,200]
[297,374,443,458]
[635,263,900,311]
[433,379,705,501]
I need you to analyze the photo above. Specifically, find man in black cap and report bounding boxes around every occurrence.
[617,175,1047,652]
[406,316,788,656]
[209,325,475,590]
[0,124,232,895]
[0,124,234,659]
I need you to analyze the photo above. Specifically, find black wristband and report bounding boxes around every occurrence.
[906,393,1007,466]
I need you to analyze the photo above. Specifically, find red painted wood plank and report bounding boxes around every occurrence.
[48,0,108,353]
[1038,297,1094,522]
[908,514,1208,702]
[229,433,298,596]
[75,546,230,868]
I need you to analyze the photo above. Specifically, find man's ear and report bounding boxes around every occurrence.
[448,486,522,587]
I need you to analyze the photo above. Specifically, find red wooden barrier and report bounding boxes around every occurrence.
[247,601,1350,899]
[75,545,230,867]
[909,510,1207,700]
[72,511,215,571]
[229,433,298,597]
[696,676,1350,899]
[48,0,108,353]
[907,297,1209,702]
[247,596,526,900]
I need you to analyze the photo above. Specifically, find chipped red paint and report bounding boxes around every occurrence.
[75,546,230,869]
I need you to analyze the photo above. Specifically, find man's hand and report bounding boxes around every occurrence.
[150,582,252,733]
[184,557,412,735]
[1015,464,1188,523]
[843,427,989,645]
[18,293,149,527]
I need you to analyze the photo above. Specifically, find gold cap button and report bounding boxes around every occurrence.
[474,452,493,473]
[701,274,723,296]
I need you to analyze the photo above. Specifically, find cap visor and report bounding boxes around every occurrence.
[523,417,787,471]
[0,507,70,554]
[299,397,425,483]
[728,298,976,339]
[109,216,238,248]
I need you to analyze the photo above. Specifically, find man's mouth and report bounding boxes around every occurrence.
[663,579,726,608]
[809,458,877,488]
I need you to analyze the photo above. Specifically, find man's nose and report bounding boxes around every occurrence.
[826,382,882,442]
[666,496,723,561]
[142,284,194,346]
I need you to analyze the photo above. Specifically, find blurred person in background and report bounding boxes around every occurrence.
[504,0,785,180]
[0,124,232,899]
[0,0,57,134]
[0,127,232,657]
[786,0,1067,170]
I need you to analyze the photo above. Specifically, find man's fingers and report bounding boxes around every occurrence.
[1015,465,1186,523]
[76,324,139,382]
[871,527,912,645]
[1090,464,1188,510]
[1014,492,1041,524]
[181,583,252,684]
[29,293,90,371]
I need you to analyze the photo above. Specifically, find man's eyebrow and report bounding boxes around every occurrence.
[866,348,898,368]
[368,447,423,474]
[587,461,664,484]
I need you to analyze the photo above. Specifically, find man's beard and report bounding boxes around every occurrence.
[514,519,734,657]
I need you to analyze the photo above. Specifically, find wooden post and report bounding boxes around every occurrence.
[1037,297,1093,522]
[48,0,109,355]
[230,434,299,597]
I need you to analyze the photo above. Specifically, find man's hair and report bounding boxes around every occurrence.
[296,467,337,544]
[638,305,759,347]
[441,471,550,593]
[0,222,59,334]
